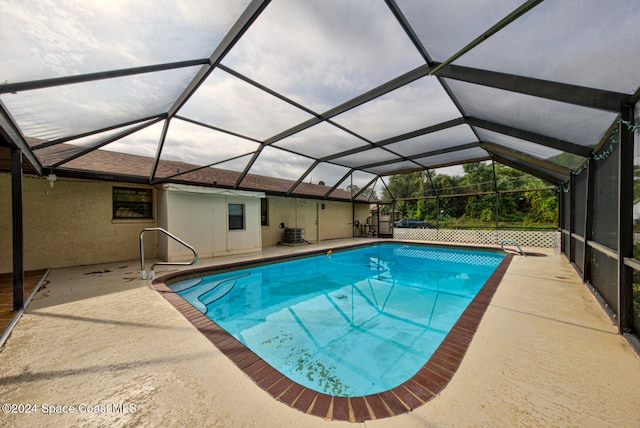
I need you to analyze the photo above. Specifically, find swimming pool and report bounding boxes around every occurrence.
[169,243,505,398]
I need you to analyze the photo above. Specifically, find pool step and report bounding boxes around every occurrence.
[170,277,203,292]
[177,272,251,313]
[198,279,239,310]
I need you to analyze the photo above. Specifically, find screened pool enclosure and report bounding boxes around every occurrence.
[1,1,640,341]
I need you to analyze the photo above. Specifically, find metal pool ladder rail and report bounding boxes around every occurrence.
[140,227,198,280]
[501,239,525,256]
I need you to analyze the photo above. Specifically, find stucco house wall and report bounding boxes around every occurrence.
[0,173,156,273]
[157,184,263,261]
[1,173,373,273]
[261,196,371,247]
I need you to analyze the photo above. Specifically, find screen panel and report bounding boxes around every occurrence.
[222,0,424,113]
[1,0,250,83]
[591,134,619,251]
[413,147,489,168]
[160,118,259,166]
[330,148,400,169]
[333,76,462,142]
[395,0,523,62]
[2,66,201,142]
[455,0,640,94]
[273,122,367,159]
[178,68,313,141]
[476,128,586,170]
[445,79,617,147]
[590,249,619,316]
[385,125,477,157]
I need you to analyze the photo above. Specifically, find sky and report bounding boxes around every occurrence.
[1,0,637,187]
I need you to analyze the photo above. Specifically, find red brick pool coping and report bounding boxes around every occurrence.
[152,246,513,422]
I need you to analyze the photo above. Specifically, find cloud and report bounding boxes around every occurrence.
[3,67,198,141]
[221,0,425,112]
[304,162,351,186]
[385,125,477,157]
[1,0,248,81]
[446,79,616,146]
[103,121,165,158]
[161,118,260,165]
[273,122,367,158]
[454,0,640,94]
[178,69,312,141]
[333,76,462,142]
[395,0,523,61]
[248,146,314,180]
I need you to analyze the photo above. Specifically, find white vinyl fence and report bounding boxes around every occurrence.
[393,228,560,252]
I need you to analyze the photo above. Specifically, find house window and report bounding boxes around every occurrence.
[113,187,153,219]
[261,198,269,226]
[229,203,245,230]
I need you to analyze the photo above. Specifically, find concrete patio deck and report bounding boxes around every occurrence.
[1,239,639,427]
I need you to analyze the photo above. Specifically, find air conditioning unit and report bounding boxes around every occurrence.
[283,227,305,244]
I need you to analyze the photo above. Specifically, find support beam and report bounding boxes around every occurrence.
[234,146,263,189]
[375,118,466,148]
[385,0,433,64]
[150,117,172,182]
[264,64,430,147]
[219,64,319,118]
[174,115,262,144]
[1,101,43,175]
[583,158,596,284]
[569,174,575,264]
[0,59,209,94]
[156,0,270,183]
[32,114,166,150]
[11,145,24,310]
[166,0,271,118]
[480,141,572,178]
[389,186,555,202]
[324,169,353,199]
[287,160,319,196]
[489,152,563,185]
[559,188,565,253]
[425,169,439,198]
[438,65,629,112]
[428,0,543,76]
[49,117,165,168]
[618,103,634,334]
[352,177,377,201]
[351,142,479,170]
[492,161,499,230]
[415,156,491,171]
[379,176,394,200]
[467,117,593,158]
[320,65,429,121]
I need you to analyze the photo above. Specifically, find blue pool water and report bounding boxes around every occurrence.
[171,243,504,397]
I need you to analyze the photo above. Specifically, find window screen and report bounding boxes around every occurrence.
[590,250,619,316]
[592,138,618,251]
[573,168,588,237]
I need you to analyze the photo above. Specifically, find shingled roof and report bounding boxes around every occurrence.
[40,146,365,201]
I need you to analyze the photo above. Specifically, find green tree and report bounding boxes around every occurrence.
[462,162,495,193]
[384,172,427,218]
[525,190,558,223]
[382,162,558,227]
[346,184,378,200]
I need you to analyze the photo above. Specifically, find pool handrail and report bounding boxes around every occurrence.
[501,239,525,256]
[140,227,198,279]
